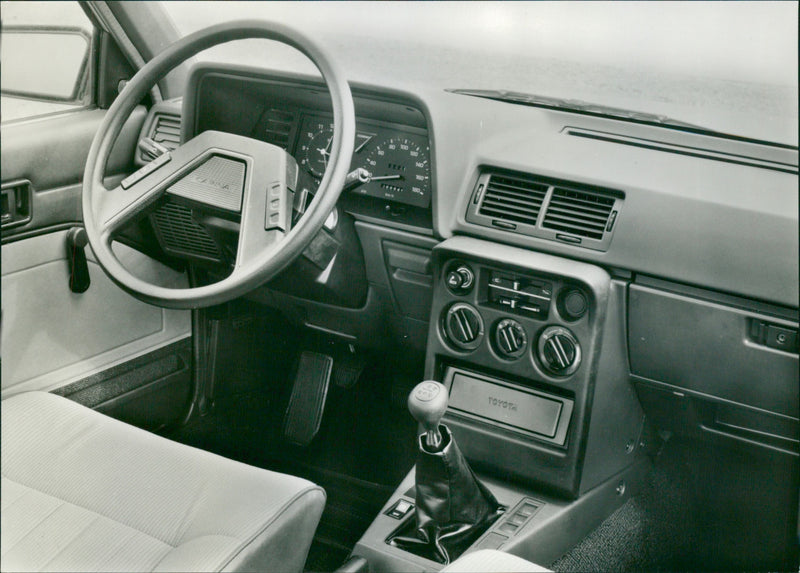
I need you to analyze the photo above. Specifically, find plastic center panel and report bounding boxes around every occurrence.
[424,236,611,498]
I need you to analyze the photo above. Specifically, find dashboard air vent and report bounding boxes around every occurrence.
[263,109,295,150]
[149,113,181,150]
[541,187,615,240]
[139,113,181,162]
[151,201,222,263]
[477,173,548,226]
[466,168,624,251]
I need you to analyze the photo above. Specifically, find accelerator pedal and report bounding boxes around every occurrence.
[283,351,333,446]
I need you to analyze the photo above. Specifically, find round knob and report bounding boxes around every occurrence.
[443,303,484,350]
[408,381,449,449]
[445,263,475,294]
[446,270,465,290]
[537,326,581,377]
[560,289,588,321]
[456,266,474,289]
[493,318,527,358]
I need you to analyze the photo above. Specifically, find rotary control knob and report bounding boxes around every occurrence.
[537,326,581,377]
[445,263,475,294]
[443,303,484,350]
[493,318,527,359]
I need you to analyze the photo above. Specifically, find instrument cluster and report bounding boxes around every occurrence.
[295,113,431,209]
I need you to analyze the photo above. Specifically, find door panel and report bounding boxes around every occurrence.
[0,0,193,429]
[1,231,190,397]
[1,107,147,238]
[1,97,191,419]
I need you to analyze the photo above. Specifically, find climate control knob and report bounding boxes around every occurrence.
[537,326,581,377]
[443,303,484,351]
[493,318,527,358]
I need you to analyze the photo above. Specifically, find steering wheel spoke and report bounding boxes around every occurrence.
[99,180,167,238]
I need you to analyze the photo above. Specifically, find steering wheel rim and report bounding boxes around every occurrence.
[82,20,355,309]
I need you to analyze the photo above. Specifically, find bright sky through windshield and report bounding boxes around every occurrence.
[163,1,798,144]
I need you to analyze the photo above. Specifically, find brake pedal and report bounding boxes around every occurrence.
[283,351,333,446]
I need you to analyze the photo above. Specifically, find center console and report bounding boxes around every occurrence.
[425,237,611,498]
[354,236,651,570]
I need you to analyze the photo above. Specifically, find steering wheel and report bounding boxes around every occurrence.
[82,21,355,309]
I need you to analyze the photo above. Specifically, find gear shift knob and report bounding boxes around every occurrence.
[408,381,448,450]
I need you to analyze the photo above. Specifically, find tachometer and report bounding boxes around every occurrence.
[360,136,431,208]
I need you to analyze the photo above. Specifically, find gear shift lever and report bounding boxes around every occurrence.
[389,379,503,564]
[408,381,448,450]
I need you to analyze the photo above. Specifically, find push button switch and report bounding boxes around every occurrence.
[385,499,414,520]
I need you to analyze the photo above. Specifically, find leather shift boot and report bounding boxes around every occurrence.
[389,425,503,564]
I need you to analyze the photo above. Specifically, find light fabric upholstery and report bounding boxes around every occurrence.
[1,392,325,572]
[442,549,552,573]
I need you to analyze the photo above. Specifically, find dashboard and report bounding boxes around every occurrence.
[152,65,798,310]
[138,63,798,479]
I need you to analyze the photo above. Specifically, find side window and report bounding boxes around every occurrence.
[1,1,95,123]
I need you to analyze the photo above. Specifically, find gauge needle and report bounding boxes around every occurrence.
[317,147,329,169]
[317,137,333,168]
[369,174,403,181]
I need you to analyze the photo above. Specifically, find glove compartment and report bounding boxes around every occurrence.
[628,279,798,451]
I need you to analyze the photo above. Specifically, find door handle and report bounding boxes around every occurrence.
[1,180,32,229]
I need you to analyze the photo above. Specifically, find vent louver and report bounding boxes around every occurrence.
[541,187,615,240]
[477,173,548,226]
[263,109,295,150]
[151,201,222,262]
[466,168,623,252]
[147,113,181,154]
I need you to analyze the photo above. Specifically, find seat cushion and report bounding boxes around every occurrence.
[1,392,325,572]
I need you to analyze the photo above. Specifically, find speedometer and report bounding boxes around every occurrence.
[360,136,431,208]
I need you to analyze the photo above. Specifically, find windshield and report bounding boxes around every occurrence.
[162,1,798,146]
